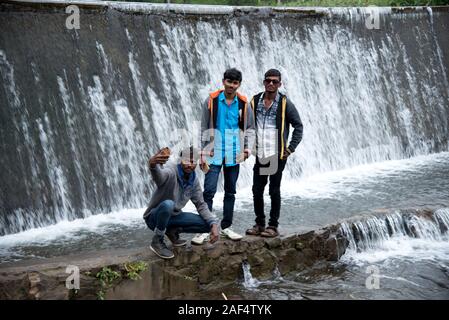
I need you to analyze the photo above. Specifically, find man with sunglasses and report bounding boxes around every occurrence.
[196,68,255,244]
[246,69,303,238]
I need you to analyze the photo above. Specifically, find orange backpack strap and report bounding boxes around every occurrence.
[236,92,248,103]
[208,89,223,108]
[208,89,223,130]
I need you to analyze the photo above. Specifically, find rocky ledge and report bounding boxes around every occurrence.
[1,207,445,300]
[0,223,346,300]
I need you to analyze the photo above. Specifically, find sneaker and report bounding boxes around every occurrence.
[150,235,174,259]
[221,227,243,241]
[191,233,210,245]
[166,228,187,247]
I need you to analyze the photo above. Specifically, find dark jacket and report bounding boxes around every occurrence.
[251,92,303,160]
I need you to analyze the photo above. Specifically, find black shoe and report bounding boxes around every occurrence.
[150,235,174,259]
[166,228,187,247]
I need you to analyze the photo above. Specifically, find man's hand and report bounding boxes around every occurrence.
[209,224,219,244]
[282,148,293,159]
[236,149,251,163]
[148,148,170,168]
[199,149,214,163]
[206,149,214,157]
[243,148,251,160]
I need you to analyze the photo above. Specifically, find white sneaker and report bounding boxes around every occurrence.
[191,233,209,245]
[221,227,243,241]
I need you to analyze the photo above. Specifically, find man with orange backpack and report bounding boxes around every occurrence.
[195,68,255,244]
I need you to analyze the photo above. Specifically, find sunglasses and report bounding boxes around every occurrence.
[264,78,281,85]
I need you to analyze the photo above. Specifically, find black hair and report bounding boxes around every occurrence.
[179,146,199,162]
[223,68,242,82]
[264,69,281,81]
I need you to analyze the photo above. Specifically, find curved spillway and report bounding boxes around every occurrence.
[1,1,449,235]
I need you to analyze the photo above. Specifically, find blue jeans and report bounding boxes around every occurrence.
[203,163,240,229]
[144,200,210,234]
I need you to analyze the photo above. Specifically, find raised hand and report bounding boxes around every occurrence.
[148,148,171,168]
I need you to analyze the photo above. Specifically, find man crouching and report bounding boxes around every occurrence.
[143,146,219,259]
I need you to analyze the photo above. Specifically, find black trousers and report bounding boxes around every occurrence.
[252,156,287,228]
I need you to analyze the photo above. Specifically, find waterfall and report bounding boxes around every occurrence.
[1,2,449,235]
[242,261,261,289]
[339,208,449,253]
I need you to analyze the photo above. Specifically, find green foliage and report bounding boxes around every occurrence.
[93,262,148,299]
[96,267,122,287]
[97,290,105,300]
[123,261,148,280]
[95,267,122,300]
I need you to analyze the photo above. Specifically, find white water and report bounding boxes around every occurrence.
[242,261,285,290]
[1,4,448,236]
[236,208,449,299]
[0,152,447,254]
[0,208,143,248]
[242,261,262,289]
[341,236,449,265]
[340,208,449,265]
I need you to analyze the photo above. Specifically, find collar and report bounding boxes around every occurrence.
[219,91,238,105]
[260,91,281,104]
[177,164,196,188]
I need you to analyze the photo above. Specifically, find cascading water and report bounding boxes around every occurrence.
[1,2,449,238]
[241,261,286,292]
[230,209,449,300]
[339,208,449,253]
[242,261,261,289]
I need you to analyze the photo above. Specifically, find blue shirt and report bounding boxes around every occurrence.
[210,92,241,166]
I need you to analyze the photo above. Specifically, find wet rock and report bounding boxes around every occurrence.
[323,235,349,261]
[295,240,306,251]
[247,248,277,279]
[245,236,266,251]
[264,237,282,249]
[414,209,434,220]
[22,272,70,300]
[204,243,225,259]
[171,246,202,266]
[277,248,300,274]
[225,240,248,254]
[218,255,244,281]
[0,273,33,300]
[281,234,299,249]
[301,248,318,265]
[196,253,226,285]
[3,207,440,299]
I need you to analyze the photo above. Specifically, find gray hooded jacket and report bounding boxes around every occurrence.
[143,163,218,226]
